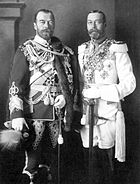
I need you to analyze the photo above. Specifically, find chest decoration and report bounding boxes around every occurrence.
[20,40,73,107]
[83,39,115,83]
[20,40,54,72]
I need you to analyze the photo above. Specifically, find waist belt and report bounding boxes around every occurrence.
[25,85,61,105]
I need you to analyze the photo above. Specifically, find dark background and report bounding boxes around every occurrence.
[0,0,140,183]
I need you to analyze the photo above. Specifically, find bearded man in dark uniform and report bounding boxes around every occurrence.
[4,9,82,184]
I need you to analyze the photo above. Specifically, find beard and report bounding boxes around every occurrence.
[38,29,53,41]
[88,29,101,40]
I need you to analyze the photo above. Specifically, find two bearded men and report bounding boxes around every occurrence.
[1,8,136,184]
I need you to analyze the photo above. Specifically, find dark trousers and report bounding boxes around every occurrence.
[24,124,56,173]
[24,129,84,183]
[83,146,114,184]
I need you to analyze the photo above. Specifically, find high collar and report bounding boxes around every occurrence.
[90,35,107,46]
[33,35,51,46]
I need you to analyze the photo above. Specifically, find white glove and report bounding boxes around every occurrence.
[54,95,66,109]
[82,85,100,99]
[12,118,29,131]
[81,114,87,125]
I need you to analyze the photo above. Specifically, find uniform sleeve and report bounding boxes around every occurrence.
[9,47,30,120]
[78,44,86,72]
[71,54,83,110]
[115,52,136,99]
[99,45,136,102]
[78,45,86,92]
[70,53,83,129]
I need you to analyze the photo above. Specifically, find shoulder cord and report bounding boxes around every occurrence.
[31,40,67,57]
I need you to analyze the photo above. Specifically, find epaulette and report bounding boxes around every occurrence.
[19,39,33,51]
[23,37,34,46]
[78,41,89,53]
[78,41,90,48]
[109,40,128,53]
[18,39,33,50]
[113,40,124,44]
[64,45,74,55]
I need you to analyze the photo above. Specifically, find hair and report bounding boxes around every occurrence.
[88,10,106,23]
[34,9,55,22]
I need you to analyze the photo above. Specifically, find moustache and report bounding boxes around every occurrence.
[88,29,98,35]
[42,29,51,33]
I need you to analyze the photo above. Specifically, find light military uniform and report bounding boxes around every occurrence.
[78,38,136,162]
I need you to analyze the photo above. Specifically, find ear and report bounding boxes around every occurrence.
[33,22,37,31]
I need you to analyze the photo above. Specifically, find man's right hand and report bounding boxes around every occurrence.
[82,85,101,99]
[12,118,29,131]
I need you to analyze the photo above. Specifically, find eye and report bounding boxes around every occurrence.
[40,20,45,24]
[87,21,92,25]
[49,20,54,25]
[95,20,103,25]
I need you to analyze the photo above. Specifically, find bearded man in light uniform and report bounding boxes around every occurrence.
[78,10,136,184]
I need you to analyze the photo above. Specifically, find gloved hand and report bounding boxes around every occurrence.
[81,114,86,125]
[82,85,101,99]
[0,118,29,151]
[12,118,29,131]
[54,94,66,109]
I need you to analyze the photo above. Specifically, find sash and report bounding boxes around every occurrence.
[22,42,57,121]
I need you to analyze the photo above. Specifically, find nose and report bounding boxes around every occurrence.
[88,21,96,30]
[92,21,97,28]
[44,21,49,28]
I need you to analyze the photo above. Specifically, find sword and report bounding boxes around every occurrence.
[85,98,96,184]
[56,108,64,184]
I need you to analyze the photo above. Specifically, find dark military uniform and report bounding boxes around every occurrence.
[7,35,82,183]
